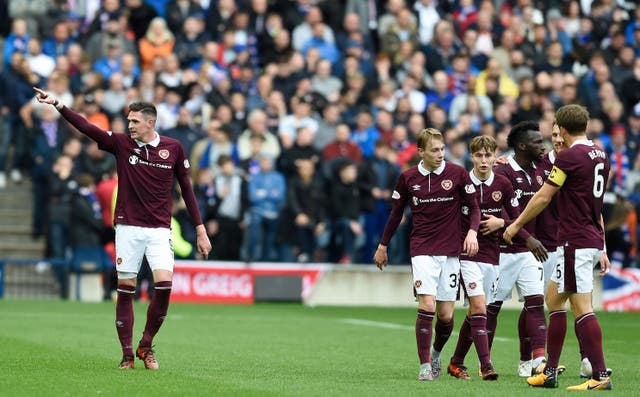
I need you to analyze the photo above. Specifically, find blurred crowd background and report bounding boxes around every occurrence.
[0,0,638,275]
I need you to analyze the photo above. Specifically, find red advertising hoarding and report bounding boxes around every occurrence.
[171,261,326,304]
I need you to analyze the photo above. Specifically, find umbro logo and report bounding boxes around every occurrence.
[412,185,421,191]
[133,148,141,154]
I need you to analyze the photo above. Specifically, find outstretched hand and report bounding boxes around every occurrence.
[33,87,57,105]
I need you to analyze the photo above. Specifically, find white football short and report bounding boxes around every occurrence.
[493,252,544,302]
[542,248,559,291]
[411,255,460,302]
[552,246,602,294]
[460,260,498,304]
[115,224,174,278]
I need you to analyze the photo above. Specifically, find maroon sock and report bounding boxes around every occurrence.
[575,313,608,380]
[545,310,567,372]
[451,316,473,365]
[433,316,454,353]
[518,307,531,361]
[575,325,586,359]
[416,310,434,364]
[486,301,502,349]
[470,314,491,368]
[116,284,136,357]
[524,295,547,359]
[139,281,172,348]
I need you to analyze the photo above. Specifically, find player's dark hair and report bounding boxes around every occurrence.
[555,104,589,135]
[128,101,157,120]
[469,135,497,154]
[507,120,539,149]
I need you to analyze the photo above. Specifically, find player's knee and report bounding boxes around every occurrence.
[524,294,544,310]
[117,272,137,286]
[468,296,487,315]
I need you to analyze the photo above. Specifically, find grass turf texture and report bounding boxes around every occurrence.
[0,301,636,396]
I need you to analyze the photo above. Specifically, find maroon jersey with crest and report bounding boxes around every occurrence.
[535,151,560,250]
[460,171,522,265]
[494,157,545,253]
[546,140,609,249]
[59,107,203,228]
[380,161,480,257]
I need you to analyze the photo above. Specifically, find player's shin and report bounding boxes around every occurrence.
[416,310,435,364]
[116,284,136,357]
[524,295,547,366]
[140,281,172,347]
[486,301,502,349]
[545,310,567,373]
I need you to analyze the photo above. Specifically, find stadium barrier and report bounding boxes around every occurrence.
[0,258,103,301]
[0,259,618,310]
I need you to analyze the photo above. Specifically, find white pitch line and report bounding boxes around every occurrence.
[339,318,511,342]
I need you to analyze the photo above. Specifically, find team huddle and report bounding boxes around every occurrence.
[374,104,612,391]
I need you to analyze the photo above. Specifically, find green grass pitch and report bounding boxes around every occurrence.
[0,300,636,396]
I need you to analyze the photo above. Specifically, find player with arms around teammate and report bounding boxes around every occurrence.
[34,87,212,370]
[505,104,613,391]
[374,128,480,381]
[487,121,549,377]
[447,136,526,381]
[538,123,607,379]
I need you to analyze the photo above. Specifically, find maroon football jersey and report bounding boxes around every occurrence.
[460,171,521,265]
[546,140,609,249]
[60,107,203,228]
[494,157,545,253]
[380,161,480,257]
[535,151,560,249]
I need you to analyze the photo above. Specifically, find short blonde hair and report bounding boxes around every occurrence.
[416,128,444,150]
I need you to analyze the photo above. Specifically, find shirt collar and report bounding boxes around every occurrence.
[135,131,160,147]
[469,170,495,186]
[418,160,445,175]
[508,155,536,172]
[570,139,592,148]
[549,150,556,163]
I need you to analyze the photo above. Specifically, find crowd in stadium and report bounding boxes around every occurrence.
[0,0,638,269]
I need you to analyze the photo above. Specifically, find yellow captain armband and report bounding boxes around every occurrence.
[548,165,567,186]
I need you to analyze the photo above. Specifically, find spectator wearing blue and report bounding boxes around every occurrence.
[147,0,170,19]
[301,22,341,68]
[42,21,73,59]
[358,139,399,264]
[93,42,125,81]
[3,18,29,68]
[196,122,239,178]
[292,6,335,51]
[247,74,273,113]
[426,70,456,115]
[350,107,381,159]
[247,154,287,262]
